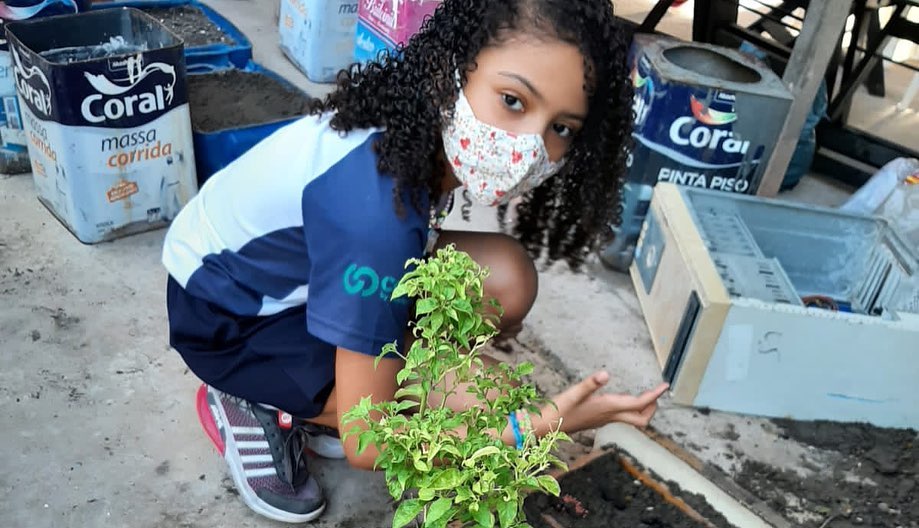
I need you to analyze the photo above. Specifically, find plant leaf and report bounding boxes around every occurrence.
[455,486,473,503]
[430,312,444,334]
[497,498,518,528]
[418,487,435,501]
[394,384,425,400]
[515,363,535,377]
[472,506,495,528]
[391,282,409,300]
[387,477,404,500]
[393,499,424,528]
[392,400,420,413]
[425,497,453,524]
[452,298,473,314]
[357,431,375,455]
[430,468,462,490]
[416,297,438,315]
[396,368,412,386]
[414,457,430,472]
[536,475,561,497]
[465,446,500,465]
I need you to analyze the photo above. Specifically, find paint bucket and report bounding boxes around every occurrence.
[0,0,93,175]
[6,7,198,243]
[279,0,358,83]
[600,34,793,272]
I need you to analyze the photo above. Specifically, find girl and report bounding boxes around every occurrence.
[162,0,669,523]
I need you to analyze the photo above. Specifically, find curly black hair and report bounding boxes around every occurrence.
[309,0,634,269]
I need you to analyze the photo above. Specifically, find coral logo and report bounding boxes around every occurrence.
[11,44,52,117]
[630,62,654,126]
[690,94,736,126]
[631,65,647,89]
[80,53,176,124]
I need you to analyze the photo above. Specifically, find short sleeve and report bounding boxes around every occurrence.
[301,147,428,356]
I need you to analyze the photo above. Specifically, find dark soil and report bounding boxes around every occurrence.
[736,419,919,528]
[524,451,738,527]
[188,70,313,132]
[144,6,233,47]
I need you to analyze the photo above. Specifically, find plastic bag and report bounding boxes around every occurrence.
[839,157,919,215]
[841,157,919,253]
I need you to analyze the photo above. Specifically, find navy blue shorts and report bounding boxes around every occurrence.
[166,276,335,418]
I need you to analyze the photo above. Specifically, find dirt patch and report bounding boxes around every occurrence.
[736,419,918,527]
[524,451,738,527]
[188,69,313,132]
[143,6,233,48]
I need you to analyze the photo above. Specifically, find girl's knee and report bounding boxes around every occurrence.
[438,231,538,329]
[480,235,538,328]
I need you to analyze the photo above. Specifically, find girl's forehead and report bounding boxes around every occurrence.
[471,36,588,109]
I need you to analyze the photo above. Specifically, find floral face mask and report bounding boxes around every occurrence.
[442,89,565,206]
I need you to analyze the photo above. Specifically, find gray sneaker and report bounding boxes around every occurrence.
[198,385,326,523]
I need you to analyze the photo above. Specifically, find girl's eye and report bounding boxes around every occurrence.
[553,123,573,139]
[502,94,524,112]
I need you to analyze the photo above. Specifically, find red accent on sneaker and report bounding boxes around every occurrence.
[196,384,225,456]
[278,411,293,430]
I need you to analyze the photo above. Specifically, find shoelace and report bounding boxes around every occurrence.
[281,422,311,487]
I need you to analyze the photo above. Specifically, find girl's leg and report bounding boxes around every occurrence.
[436,230,539,337]
[167,277,329,522]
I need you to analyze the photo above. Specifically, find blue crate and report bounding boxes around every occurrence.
[188,62,312,185]
[93,0,252,69]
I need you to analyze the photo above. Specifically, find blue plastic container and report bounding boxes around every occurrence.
[188,62,312,184]
[93,0,252,70]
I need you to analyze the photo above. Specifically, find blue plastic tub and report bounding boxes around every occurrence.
[93,0,252,69]
[188,62,313,184]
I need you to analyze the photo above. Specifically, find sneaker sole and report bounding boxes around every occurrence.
[198,385,326,524]
[196,384,224,455]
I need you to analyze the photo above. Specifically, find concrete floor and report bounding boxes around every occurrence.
[0,1,873,527]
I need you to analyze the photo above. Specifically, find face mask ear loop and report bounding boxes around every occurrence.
[452,56,462,90]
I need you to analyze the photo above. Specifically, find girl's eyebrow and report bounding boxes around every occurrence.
[498,71,543,100]
[560,112,586,123]
[499,71,587,123]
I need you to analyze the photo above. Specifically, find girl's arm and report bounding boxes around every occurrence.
[335,343,667,471]
[508,372,668,441]
[335,346,403,470]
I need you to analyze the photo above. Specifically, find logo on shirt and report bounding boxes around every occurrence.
[343,264,405,303]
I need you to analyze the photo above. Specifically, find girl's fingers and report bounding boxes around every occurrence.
[633,383,670,409]
[557,371,609,409]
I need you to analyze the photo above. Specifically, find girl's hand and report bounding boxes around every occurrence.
[544,371,669,433]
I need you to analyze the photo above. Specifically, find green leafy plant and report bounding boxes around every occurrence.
[343,245,570,528]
